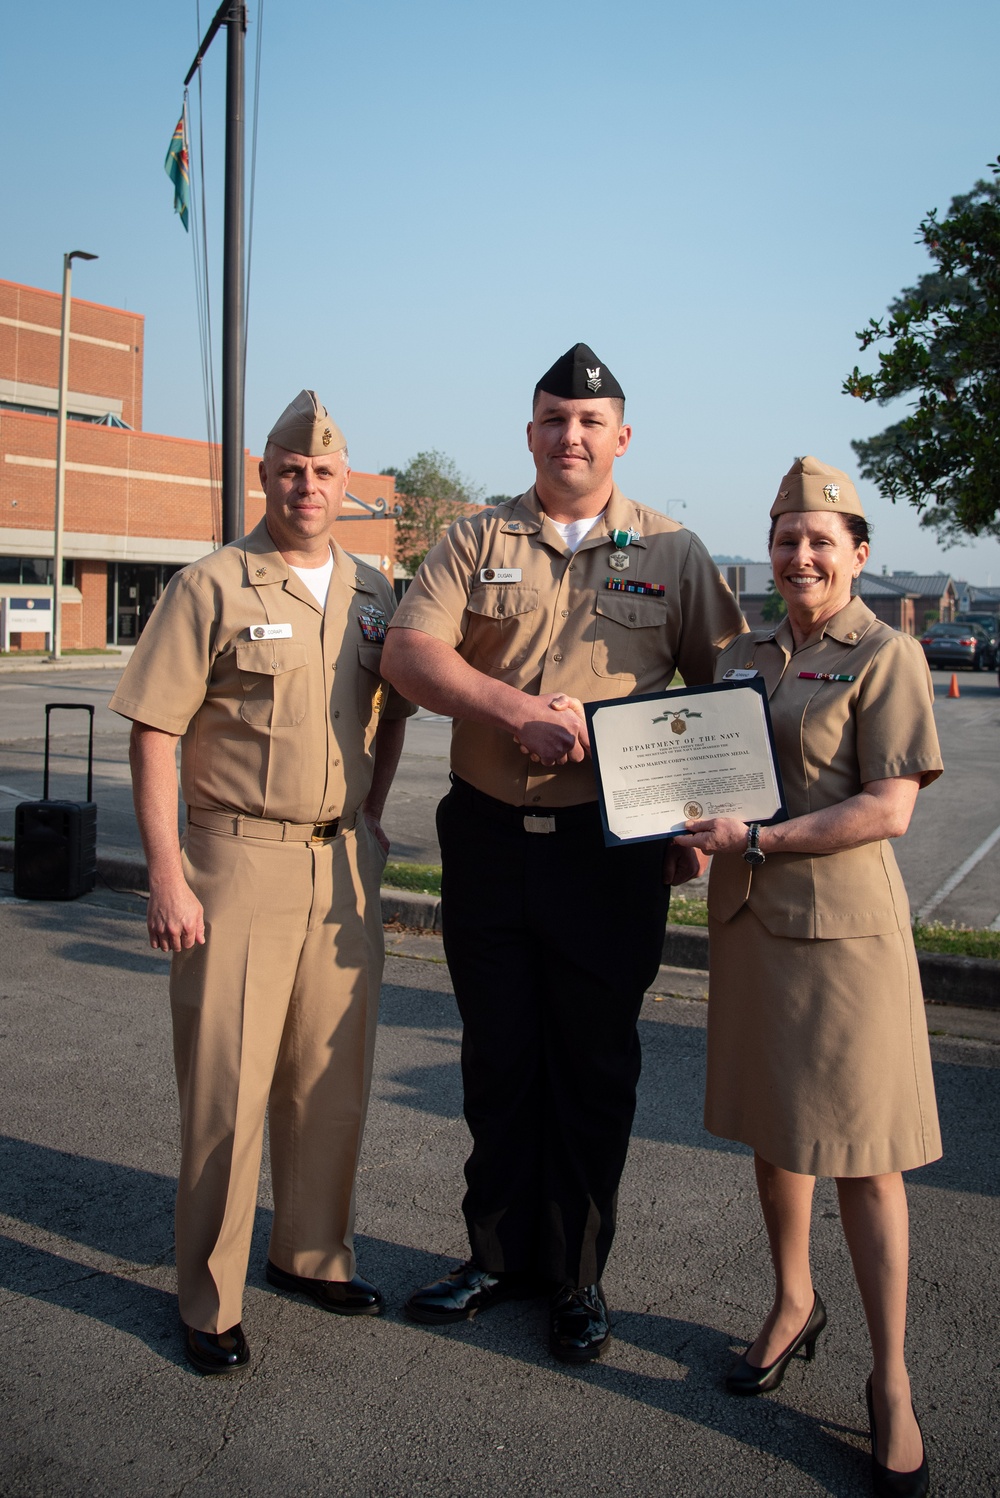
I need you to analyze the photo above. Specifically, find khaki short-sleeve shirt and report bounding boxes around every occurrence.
[388,485,746,806]
[709,596,944,939]
[109,519,414,825]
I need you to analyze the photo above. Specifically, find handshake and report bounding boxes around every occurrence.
[512,693,590,766]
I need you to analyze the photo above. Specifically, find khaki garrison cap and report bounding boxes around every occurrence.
[266,390,346,457]
[770,455,865,519]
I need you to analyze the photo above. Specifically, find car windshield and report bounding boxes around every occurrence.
[926,624,978,637]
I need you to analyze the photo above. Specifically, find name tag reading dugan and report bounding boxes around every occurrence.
[585,680,787,847]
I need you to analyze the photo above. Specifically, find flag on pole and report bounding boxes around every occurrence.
[164,113,190,231]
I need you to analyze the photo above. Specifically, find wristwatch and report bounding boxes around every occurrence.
[743,823,766,866]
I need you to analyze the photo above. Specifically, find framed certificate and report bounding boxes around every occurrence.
[585,680,787,847]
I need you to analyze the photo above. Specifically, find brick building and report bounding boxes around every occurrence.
[0,279,399,649]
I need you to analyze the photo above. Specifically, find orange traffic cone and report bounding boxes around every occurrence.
[948,673,960,698]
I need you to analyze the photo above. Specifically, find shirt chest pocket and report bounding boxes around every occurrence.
[357,642,386,728]
[592,595,670,679]
[236,639,309,727]
[464,586,539,671]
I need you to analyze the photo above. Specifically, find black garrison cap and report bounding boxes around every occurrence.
[535,343,625,401]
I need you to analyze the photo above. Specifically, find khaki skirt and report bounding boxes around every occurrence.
[704,906,942,1177]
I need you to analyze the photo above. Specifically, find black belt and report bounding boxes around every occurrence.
[448,774,599,835]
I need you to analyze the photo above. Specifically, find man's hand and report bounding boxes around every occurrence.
[662,842,710,886]
[513,694,590,765]
[363,810,390,857]
[146,874,206,952]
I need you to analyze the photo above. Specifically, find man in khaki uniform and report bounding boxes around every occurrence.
[381,344,745,1362]
[110,391,414,1374]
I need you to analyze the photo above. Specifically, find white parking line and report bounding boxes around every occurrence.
[0,783,25,799]
[916,822,1000,922]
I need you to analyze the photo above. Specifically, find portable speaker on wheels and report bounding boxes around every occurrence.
[14,703,98,900]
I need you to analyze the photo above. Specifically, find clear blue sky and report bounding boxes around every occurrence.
[4,0,999,580]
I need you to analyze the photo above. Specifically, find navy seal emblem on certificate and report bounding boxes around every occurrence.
[585,680,787,846]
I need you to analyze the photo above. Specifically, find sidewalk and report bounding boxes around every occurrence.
[1,878,997,1496]
[0,647,134,672]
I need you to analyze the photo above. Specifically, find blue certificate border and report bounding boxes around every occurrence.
[584,678,789,848]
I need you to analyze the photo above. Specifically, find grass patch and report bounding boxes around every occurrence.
[911,921,1000,960]
[668,895,709,927]
[380,866,998,957]
[666,901,999,958]
[383,862,442,896]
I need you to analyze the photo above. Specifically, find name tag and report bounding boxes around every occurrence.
[248,623,293,640]
[479,568,522,584]
[723,667,758,679]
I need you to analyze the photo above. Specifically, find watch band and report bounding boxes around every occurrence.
[743,822,765,866]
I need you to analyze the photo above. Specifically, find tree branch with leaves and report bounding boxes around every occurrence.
[381,450,487,574]
[843,156,1000,543]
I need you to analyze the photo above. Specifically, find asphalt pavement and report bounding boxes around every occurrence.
[1,663,999,927]
[1,878,998,1497]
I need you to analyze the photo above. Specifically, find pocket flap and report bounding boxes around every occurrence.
[594,595,668,629]
[466,586,538,620]
[357,642,385,674]
[235,639,308,676]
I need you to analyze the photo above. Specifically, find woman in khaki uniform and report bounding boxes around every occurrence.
[675,457,942,1498]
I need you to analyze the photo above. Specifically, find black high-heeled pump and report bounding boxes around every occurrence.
[866,1375,929,1498]
[724,1291,827,1395]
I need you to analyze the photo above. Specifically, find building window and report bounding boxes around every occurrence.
[0,557,75,585]
[0,556,53,584]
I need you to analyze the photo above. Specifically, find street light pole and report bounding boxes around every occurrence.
[52,249,98,660]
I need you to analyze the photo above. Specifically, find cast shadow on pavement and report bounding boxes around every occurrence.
[377,983,1000,1197]
[0,1136,938,1491]
[387,1295,870,1497]
[0,1235,184,1367]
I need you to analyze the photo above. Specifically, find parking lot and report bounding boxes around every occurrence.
[2,661,998,930]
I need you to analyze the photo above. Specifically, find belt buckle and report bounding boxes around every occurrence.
[523,814,556,834]
[311,819,338,842]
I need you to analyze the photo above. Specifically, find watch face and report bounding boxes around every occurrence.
[743,847,766,866]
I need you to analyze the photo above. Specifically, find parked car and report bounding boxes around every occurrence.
[919,621,994,671]
[953,613,999,667]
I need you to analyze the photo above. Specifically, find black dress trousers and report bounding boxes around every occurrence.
[437,776,671,1288]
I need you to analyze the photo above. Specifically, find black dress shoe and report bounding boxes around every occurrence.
[184,1321,250,1375]
[265,1260,384,1316]
[867,1376,930,1498]
[725,1291,827,1395]
[549,1282,611,1363]
[404,1259,538,1324]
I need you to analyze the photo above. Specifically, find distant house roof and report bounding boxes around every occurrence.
[889,572,955,595]
[965,583,1000,603]
[855,574,916,598]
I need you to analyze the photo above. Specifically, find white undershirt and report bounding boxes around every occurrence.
[289,548,334,607]
[548,512,604,553]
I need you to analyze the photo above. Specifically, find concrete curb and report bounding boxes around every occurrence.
[0,655,129,672]
[2,845,996,1010]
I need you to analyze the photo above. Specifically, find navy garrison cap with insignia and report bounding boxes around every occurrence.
[535,343,625,402]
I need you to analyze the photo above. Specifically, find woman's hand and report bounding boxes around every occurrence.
[673,817,749,855]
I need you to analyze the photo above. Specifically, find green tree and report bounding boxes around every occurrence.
[843,157,1000,543]
[760,580,787,623]
[381,451,485,573]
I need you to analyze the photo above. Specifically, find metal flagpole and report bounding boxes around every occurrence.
[185,0,247,545]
